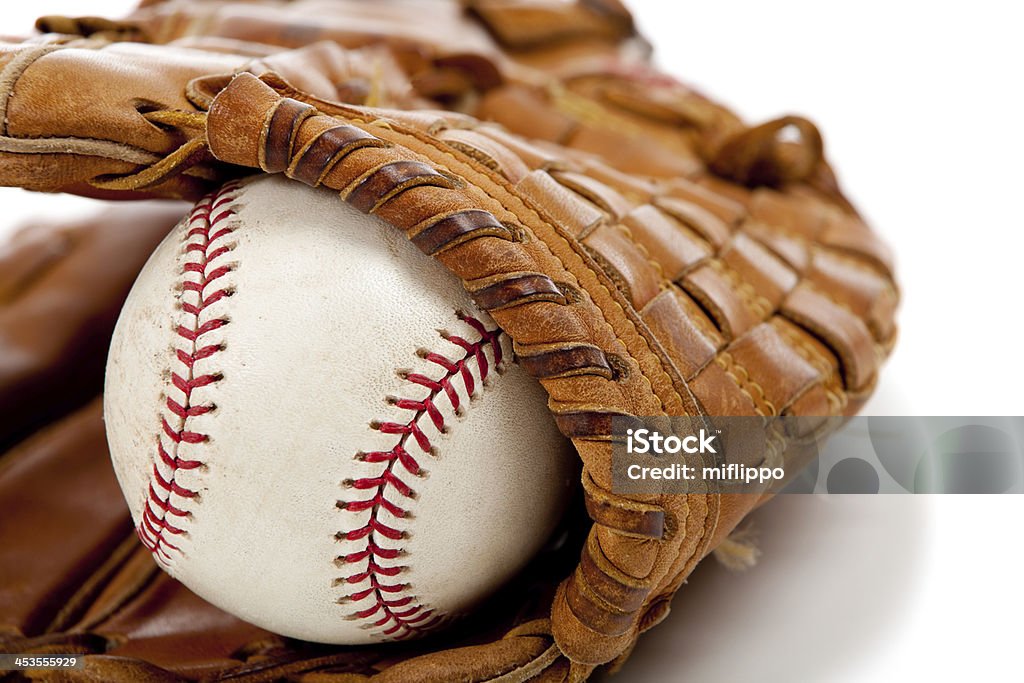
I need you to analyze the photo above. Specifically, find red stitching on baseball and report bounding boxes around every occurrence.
[337,312,504,638]
[138,183,240,563]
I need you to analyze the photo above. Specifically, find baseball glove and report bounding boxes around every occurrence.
[0,1,898,680]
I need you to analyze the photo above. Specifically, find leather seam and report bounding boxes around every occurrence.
[356,114,679,415]
[770,317,846,415]
[714,351,775,417]
[138,180,241,563]
[335,313,505,639]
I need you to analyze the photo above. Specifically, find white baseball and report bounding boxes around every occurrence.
[103,174,575,644]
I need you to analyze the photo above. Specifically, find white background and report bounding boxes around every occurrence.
[2,2,1023,681]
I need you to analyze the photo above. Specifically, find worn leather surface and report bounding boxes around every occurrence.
[0,202,184,452]
[0,1,898,680]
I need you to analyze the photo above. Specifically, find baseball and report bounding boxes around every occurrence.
[103,174,576,644]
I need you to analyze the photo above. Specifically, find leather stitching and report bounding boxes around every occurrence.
[335,312,504,639]
[714,351,775,417]
[770,317,846,415]
[138,182,240,563]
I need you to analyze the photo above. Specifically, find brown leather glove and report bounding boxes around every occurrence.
[18,0,843,202]
[0,2,899,680]
[0,202,185,451]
